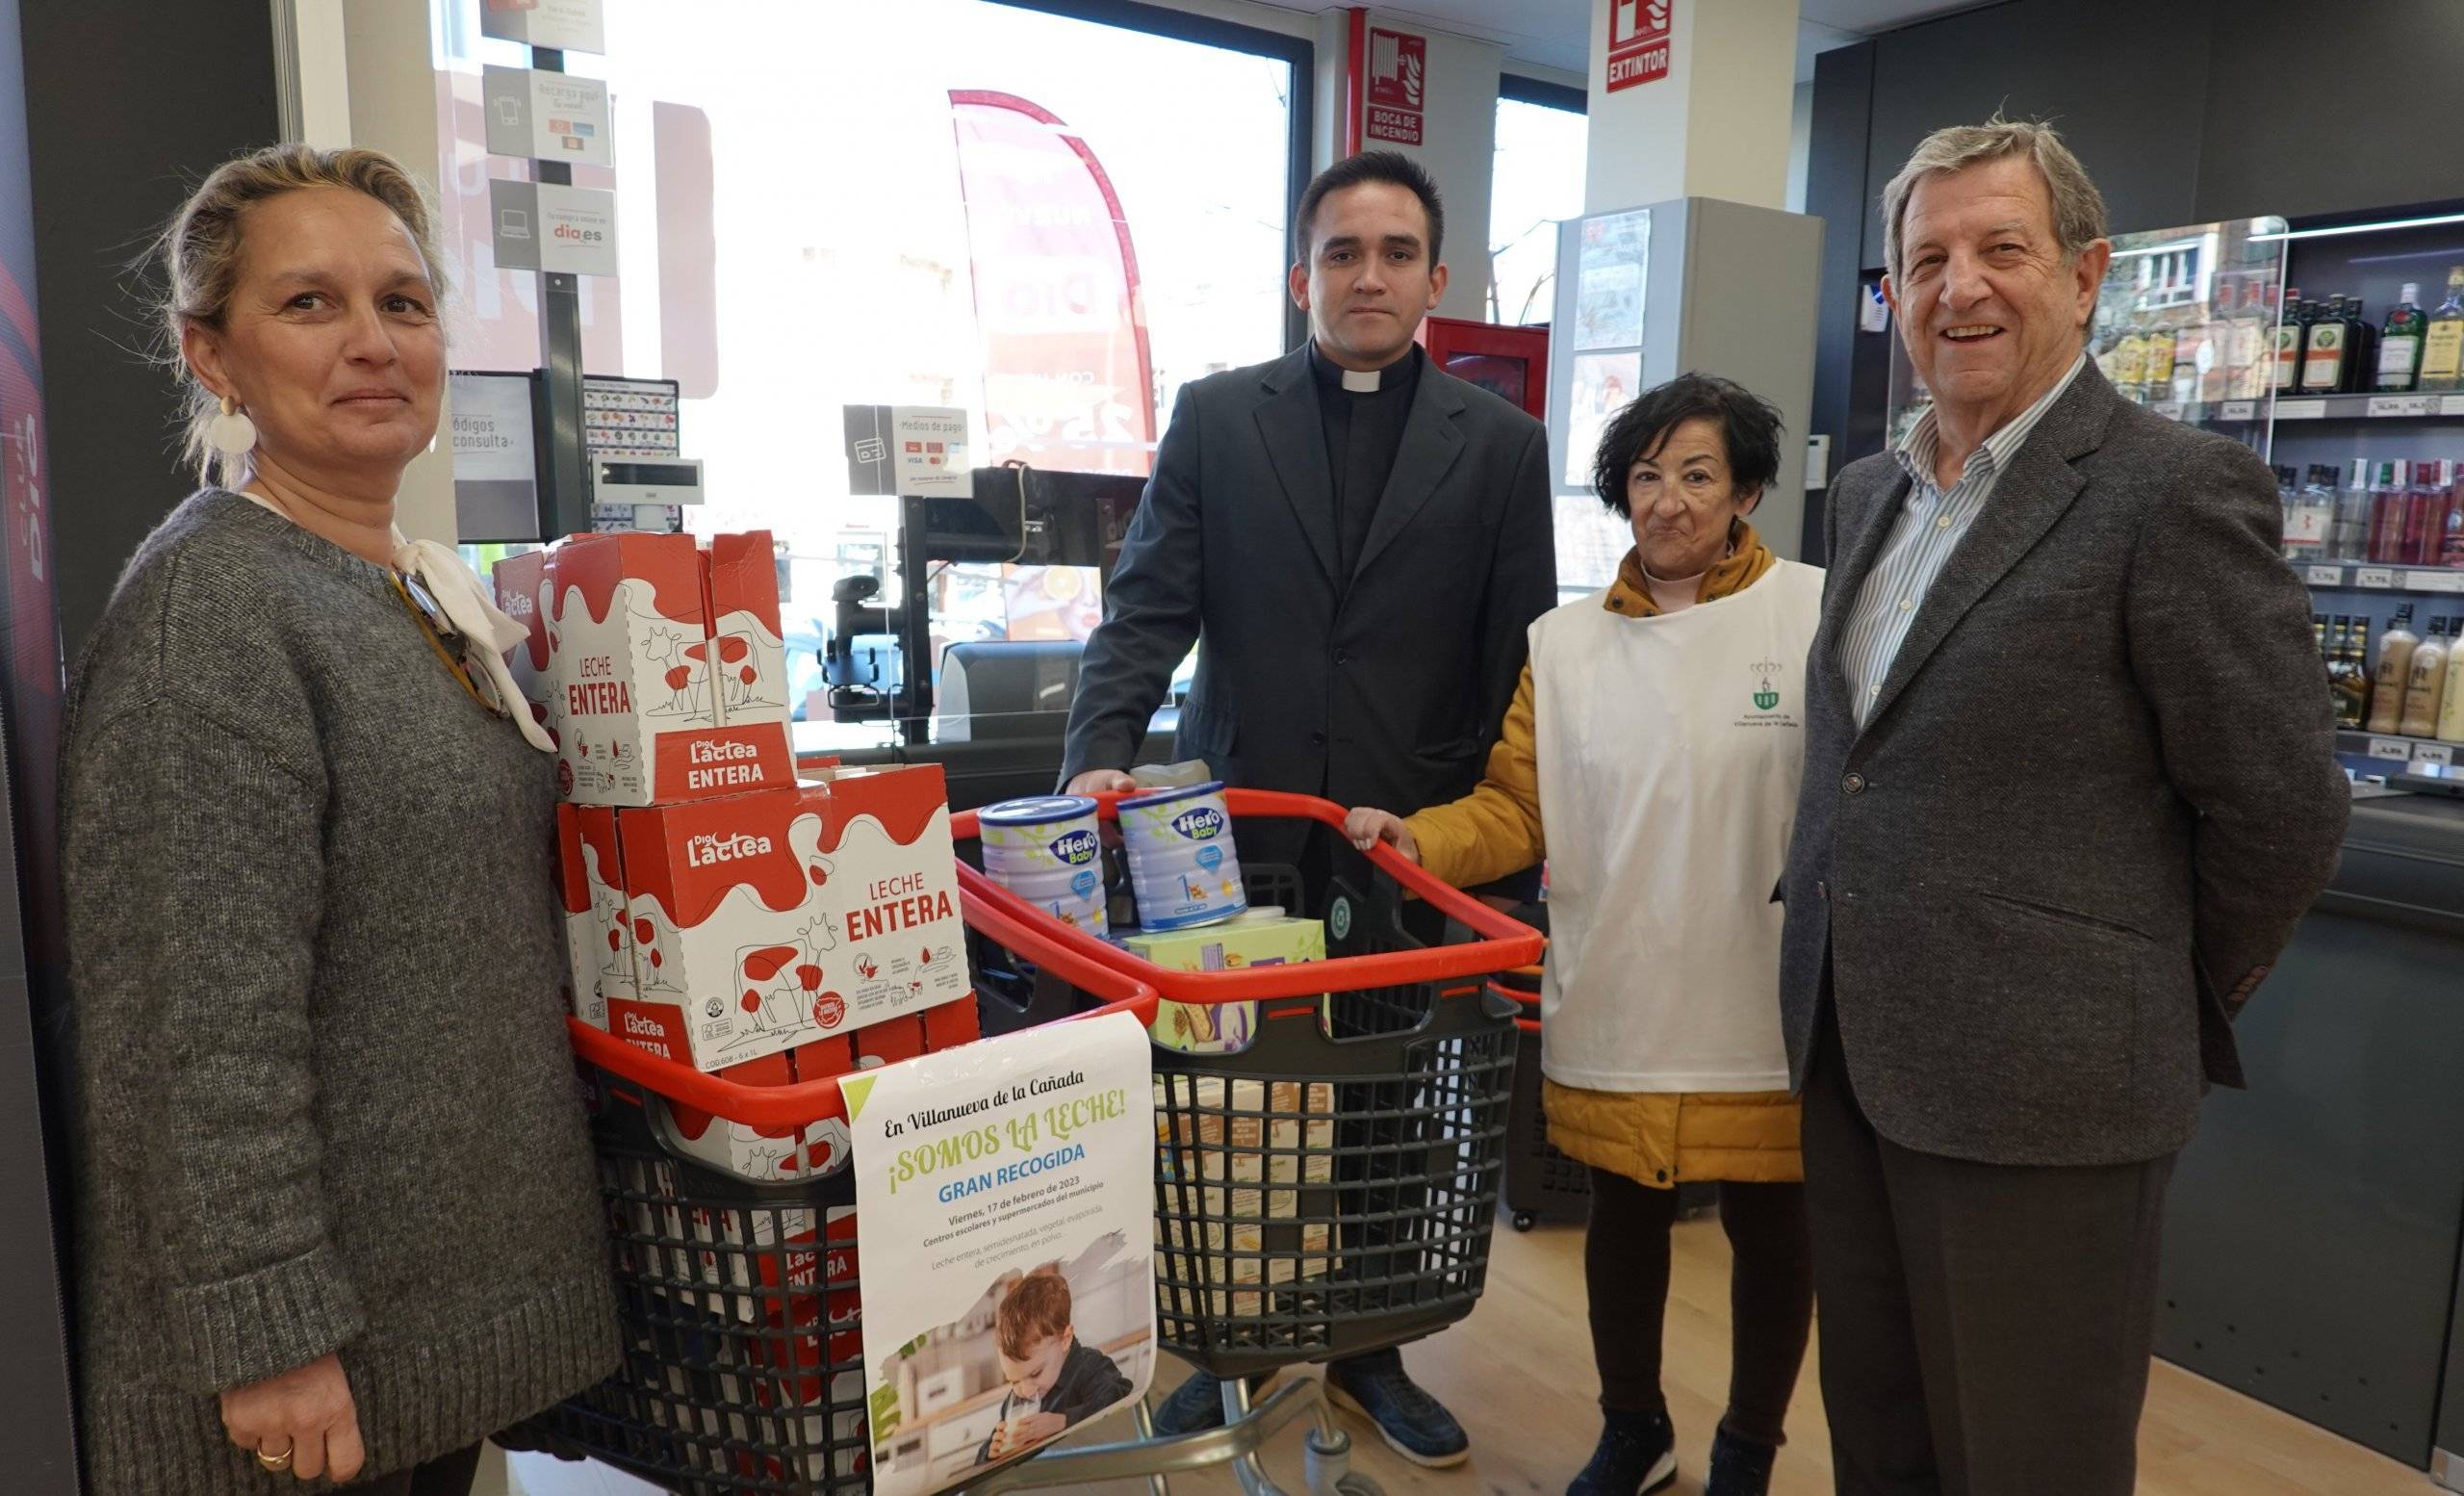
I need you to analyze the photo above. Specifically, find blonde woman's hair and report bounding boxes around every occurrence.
[147,144,447,487]
[1880,115,2109,289]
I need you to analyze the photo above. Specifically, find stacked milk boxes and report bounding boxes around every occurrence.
[509,531,982,1484]
[509,530,979,1181]
[1128,912,1338,1316]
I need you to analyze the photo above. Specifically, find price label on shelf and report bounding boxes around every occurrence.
[2406,570,2464,593]
[2220,400,2258,422]
[2415,743,2457,767]
[2275,399,2327,420]
[2304,565,2344,586]
[2367,395,2434,418]
[2356,567,2399,589]
[2441,396,2464,417]
[2369,737,2414,762]
[2152,401,2185,421]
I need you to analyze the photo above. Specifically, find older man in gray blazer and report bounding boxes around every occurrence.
[1778,119,2349,1495]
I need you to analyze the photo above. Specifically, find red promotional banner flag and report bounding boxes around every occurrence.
[948,90,1156,476]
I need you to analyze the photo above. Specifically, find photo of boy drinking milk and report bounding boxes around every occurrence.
[867,1230,1153,1495]
[975,1266,1134,1463]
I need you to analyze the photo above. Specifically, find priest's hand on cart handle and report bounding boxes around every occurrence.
[1065,769,1138,797]
[218,1352,364,1483]
[1345,807,1421,864]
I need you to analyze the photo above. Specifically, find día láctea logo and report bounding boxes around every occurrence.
[1170,806,1225,840]
[1751,658,1783,712]
[687,830,775,867]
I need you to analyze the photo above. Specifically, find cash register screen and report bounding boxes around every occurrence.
[597,461,701,487]
[912,467,1145,579]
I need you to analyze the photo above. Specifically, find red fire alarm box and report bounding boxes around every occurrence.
[1420,316,1550,423]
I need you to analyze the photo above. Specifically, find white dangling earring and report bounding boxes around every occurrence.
[206,395,258,458]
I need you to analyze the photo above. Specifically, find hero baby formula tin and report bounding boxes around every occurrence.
[978,796,1108,937]
[1117,781,1246,931]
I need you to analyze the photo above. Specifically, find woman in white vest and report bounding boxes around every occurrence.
[1347,374,1821,1496]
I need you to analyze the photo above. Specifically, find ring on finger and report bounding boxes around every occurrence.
[255,1440,295,1471]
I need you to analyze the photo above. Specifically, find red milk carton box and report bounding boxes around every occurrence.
[789,1036,856,1179]
[555,804,632,1029]
[609,765,969,1071]
[702,531,794,735]
[549,531,794,806]
[847,1017,925,1072]
[922,997,981,1053]
[492,548,562,751]
[665,1052,830,1183]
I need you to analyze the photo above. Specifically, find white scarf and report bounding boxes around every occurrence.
[241,491,556,754]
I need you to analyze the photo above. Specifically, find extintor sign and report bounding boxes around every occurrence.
[1606,0,1673,91]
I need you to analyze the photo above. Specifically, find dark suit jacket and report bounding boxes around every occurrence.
[1778,364,2349,1168]
[974,1340,1132,1463]
[1062,346,1556,856]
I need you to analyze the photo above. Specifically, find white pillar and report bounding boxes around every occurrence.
[1584,0,1800,213]
[280,0,459,542]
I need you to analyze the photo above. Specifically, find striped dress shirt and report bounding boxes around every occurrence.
[1840,354,2088,727]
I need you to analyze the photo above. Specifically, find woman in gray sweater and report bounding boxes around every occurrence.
[61,145,616,1495]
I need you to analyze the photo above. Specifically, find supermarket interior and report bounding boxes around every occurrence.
[3,2,2464,1495]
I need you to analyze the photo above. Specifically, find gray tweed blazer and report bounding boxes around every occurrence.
[1777,363,2350,1168]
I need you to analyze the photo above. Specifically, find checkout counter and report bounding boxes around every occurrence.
[803,464,1154,810]
[2153,787,2464,1478]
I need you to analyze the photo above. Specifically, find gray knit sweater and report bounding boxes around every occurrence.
[62,490,618,1494]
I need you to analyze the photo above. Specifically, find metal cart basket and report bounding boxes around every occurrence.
[953,791,1545,1382]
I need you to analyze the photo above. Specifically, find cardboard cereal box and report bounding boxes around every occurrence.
[1122,913,1323,1056]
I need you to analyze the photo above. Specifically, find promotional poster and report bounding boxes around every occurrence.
[849,1012,1156,1495]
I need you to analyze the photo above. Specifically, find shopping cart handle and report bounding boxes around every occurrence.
[564,887,1160,1131]
[953,788,1546,1001]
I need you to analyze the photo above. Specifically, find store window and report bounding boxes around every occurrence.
[430,0,1301,742]
[1488,82,1587,326]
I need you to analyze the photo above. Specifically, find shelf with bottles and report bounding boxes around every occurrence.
[2318,606,2464,750]
[2276,459,2463,575]
[2093,219,2289,424]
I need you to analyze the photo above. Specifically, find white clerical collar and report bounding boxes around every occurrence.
[1341,367,1382,393]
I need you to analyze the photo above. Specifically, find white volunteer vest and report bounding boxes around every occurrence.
[1530,559,1824,1092]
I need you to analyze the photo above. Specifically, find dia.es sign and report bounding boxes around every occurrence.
[1606,0,1673,91]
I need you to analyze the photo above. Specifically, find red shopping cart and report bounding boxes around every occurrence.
[550,889,1173,1496]
[543,789,1544,1496]
[952,790,1545,1381]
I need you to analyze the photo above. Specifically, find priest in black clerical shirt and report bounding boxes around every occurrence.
[1063,151,1556,1468]
[1311,335,1422,584]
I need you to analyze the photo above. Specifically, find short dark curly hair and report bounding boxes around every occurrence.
[1590,373,1785,517]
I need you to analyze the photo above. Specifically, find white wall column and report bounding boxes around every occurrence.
[1583,0,1800,214]
[281,0,458,542]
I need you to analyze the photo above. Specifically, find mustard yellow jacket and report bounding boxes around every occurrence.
[1404,529,1802,1189]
